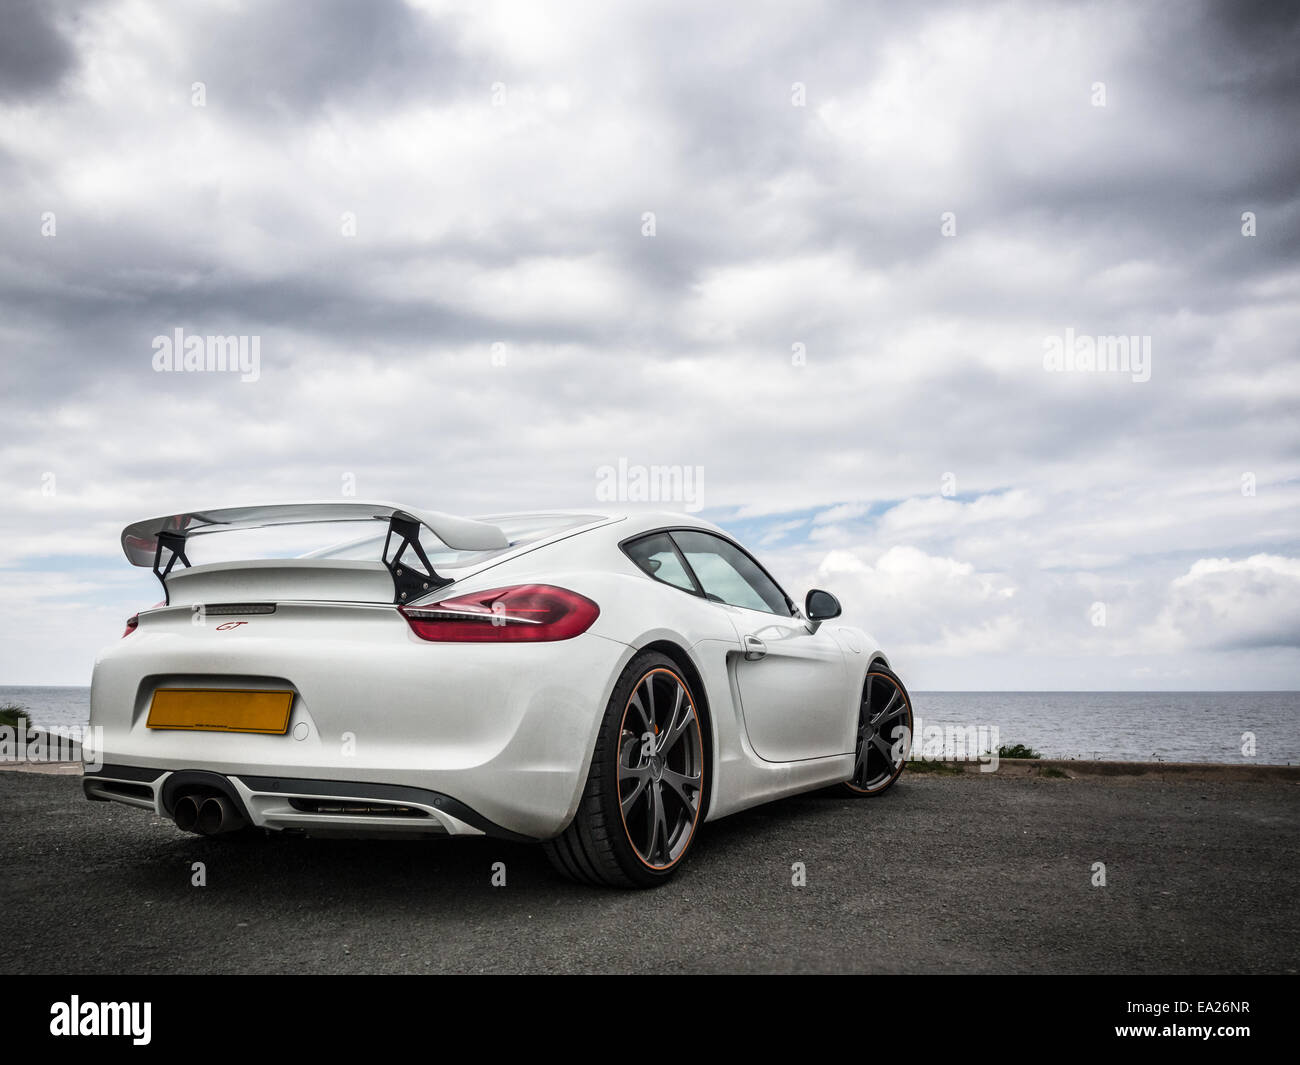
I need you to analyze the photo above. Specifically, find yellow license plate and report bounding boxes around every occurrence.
[147,689,294,734]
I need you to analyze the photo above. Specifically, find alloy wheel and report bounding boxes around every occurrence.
[617,668,704,868]
[847,670,911,792]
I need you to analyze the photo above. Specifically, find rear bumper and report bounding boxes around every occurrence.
[84,763,536,840]
[88,618,634,838]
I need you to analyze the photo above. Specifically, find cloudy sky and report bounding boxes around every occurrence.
[1,0,1297,688]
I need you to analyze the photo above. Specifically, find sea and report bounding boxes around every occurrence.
[1,687,1297,765]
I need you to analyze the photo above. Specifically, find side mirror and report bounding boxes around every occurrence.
[805,589,841,623]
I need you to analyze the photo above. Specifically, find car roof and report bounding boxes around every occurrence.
[476,510,726,538]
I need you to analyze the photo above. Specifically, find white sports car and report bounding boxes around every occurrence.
[86,503,912,887]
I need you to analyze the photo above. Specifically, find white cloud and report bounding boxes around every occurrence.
[877,490,1041,535]
[1149,555,1300,652]
[812,502,868,525]
[812,545,1020,657]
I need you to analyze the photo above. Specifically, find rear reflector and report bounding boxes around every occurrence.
[400,584,599,642]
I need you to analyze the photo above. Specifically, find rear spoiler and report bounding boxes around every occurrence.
[121,502,509,605]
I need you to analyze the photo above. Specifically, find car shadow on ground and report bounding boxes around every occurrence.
[112,785,887,902]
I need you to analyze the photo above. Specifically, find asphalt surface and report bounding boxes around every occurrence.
[1,769,1297,974]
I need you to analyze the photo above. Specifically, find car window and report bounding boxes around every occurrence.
[670,530,792,616]
[623,533,698,593]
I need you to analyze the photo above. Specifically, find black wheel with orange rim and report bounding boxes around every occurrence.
[544,651,707,887]
[837,665,912,796]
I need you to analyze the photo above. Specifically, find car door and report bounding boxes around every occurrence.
[668,530,849,762]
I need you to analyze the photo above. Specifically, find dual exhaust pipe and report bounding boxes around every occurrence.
[172,793,247,836]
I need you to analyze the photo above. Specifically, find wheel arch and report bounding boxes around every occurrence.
[857,653,893,696]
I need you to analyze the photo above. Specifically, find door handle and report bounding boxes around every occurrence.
[743,635,766,661]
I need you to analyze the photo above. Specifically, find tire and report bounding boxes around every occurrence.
[835,664,912,797]
[544,651,707,888]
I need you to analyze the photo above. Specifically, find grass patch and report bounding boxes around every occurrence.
[0,703,32,730]
[1040,766,1069,779]
[997,743,1042,760]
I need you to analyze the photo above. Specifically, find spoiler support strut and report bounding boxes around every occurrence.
[382,514,453,604]
[152,531,190,605]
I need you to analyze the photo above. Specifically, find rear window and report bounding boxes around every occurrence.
[304,513,603,571]
[178,521,381,567]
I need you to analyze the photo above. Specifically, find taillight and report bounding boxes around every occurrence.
[122,601,162,638]
[400,584,599,642]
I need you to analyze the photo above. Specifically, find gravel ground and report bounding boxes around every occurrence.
[1,769,1296,974]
